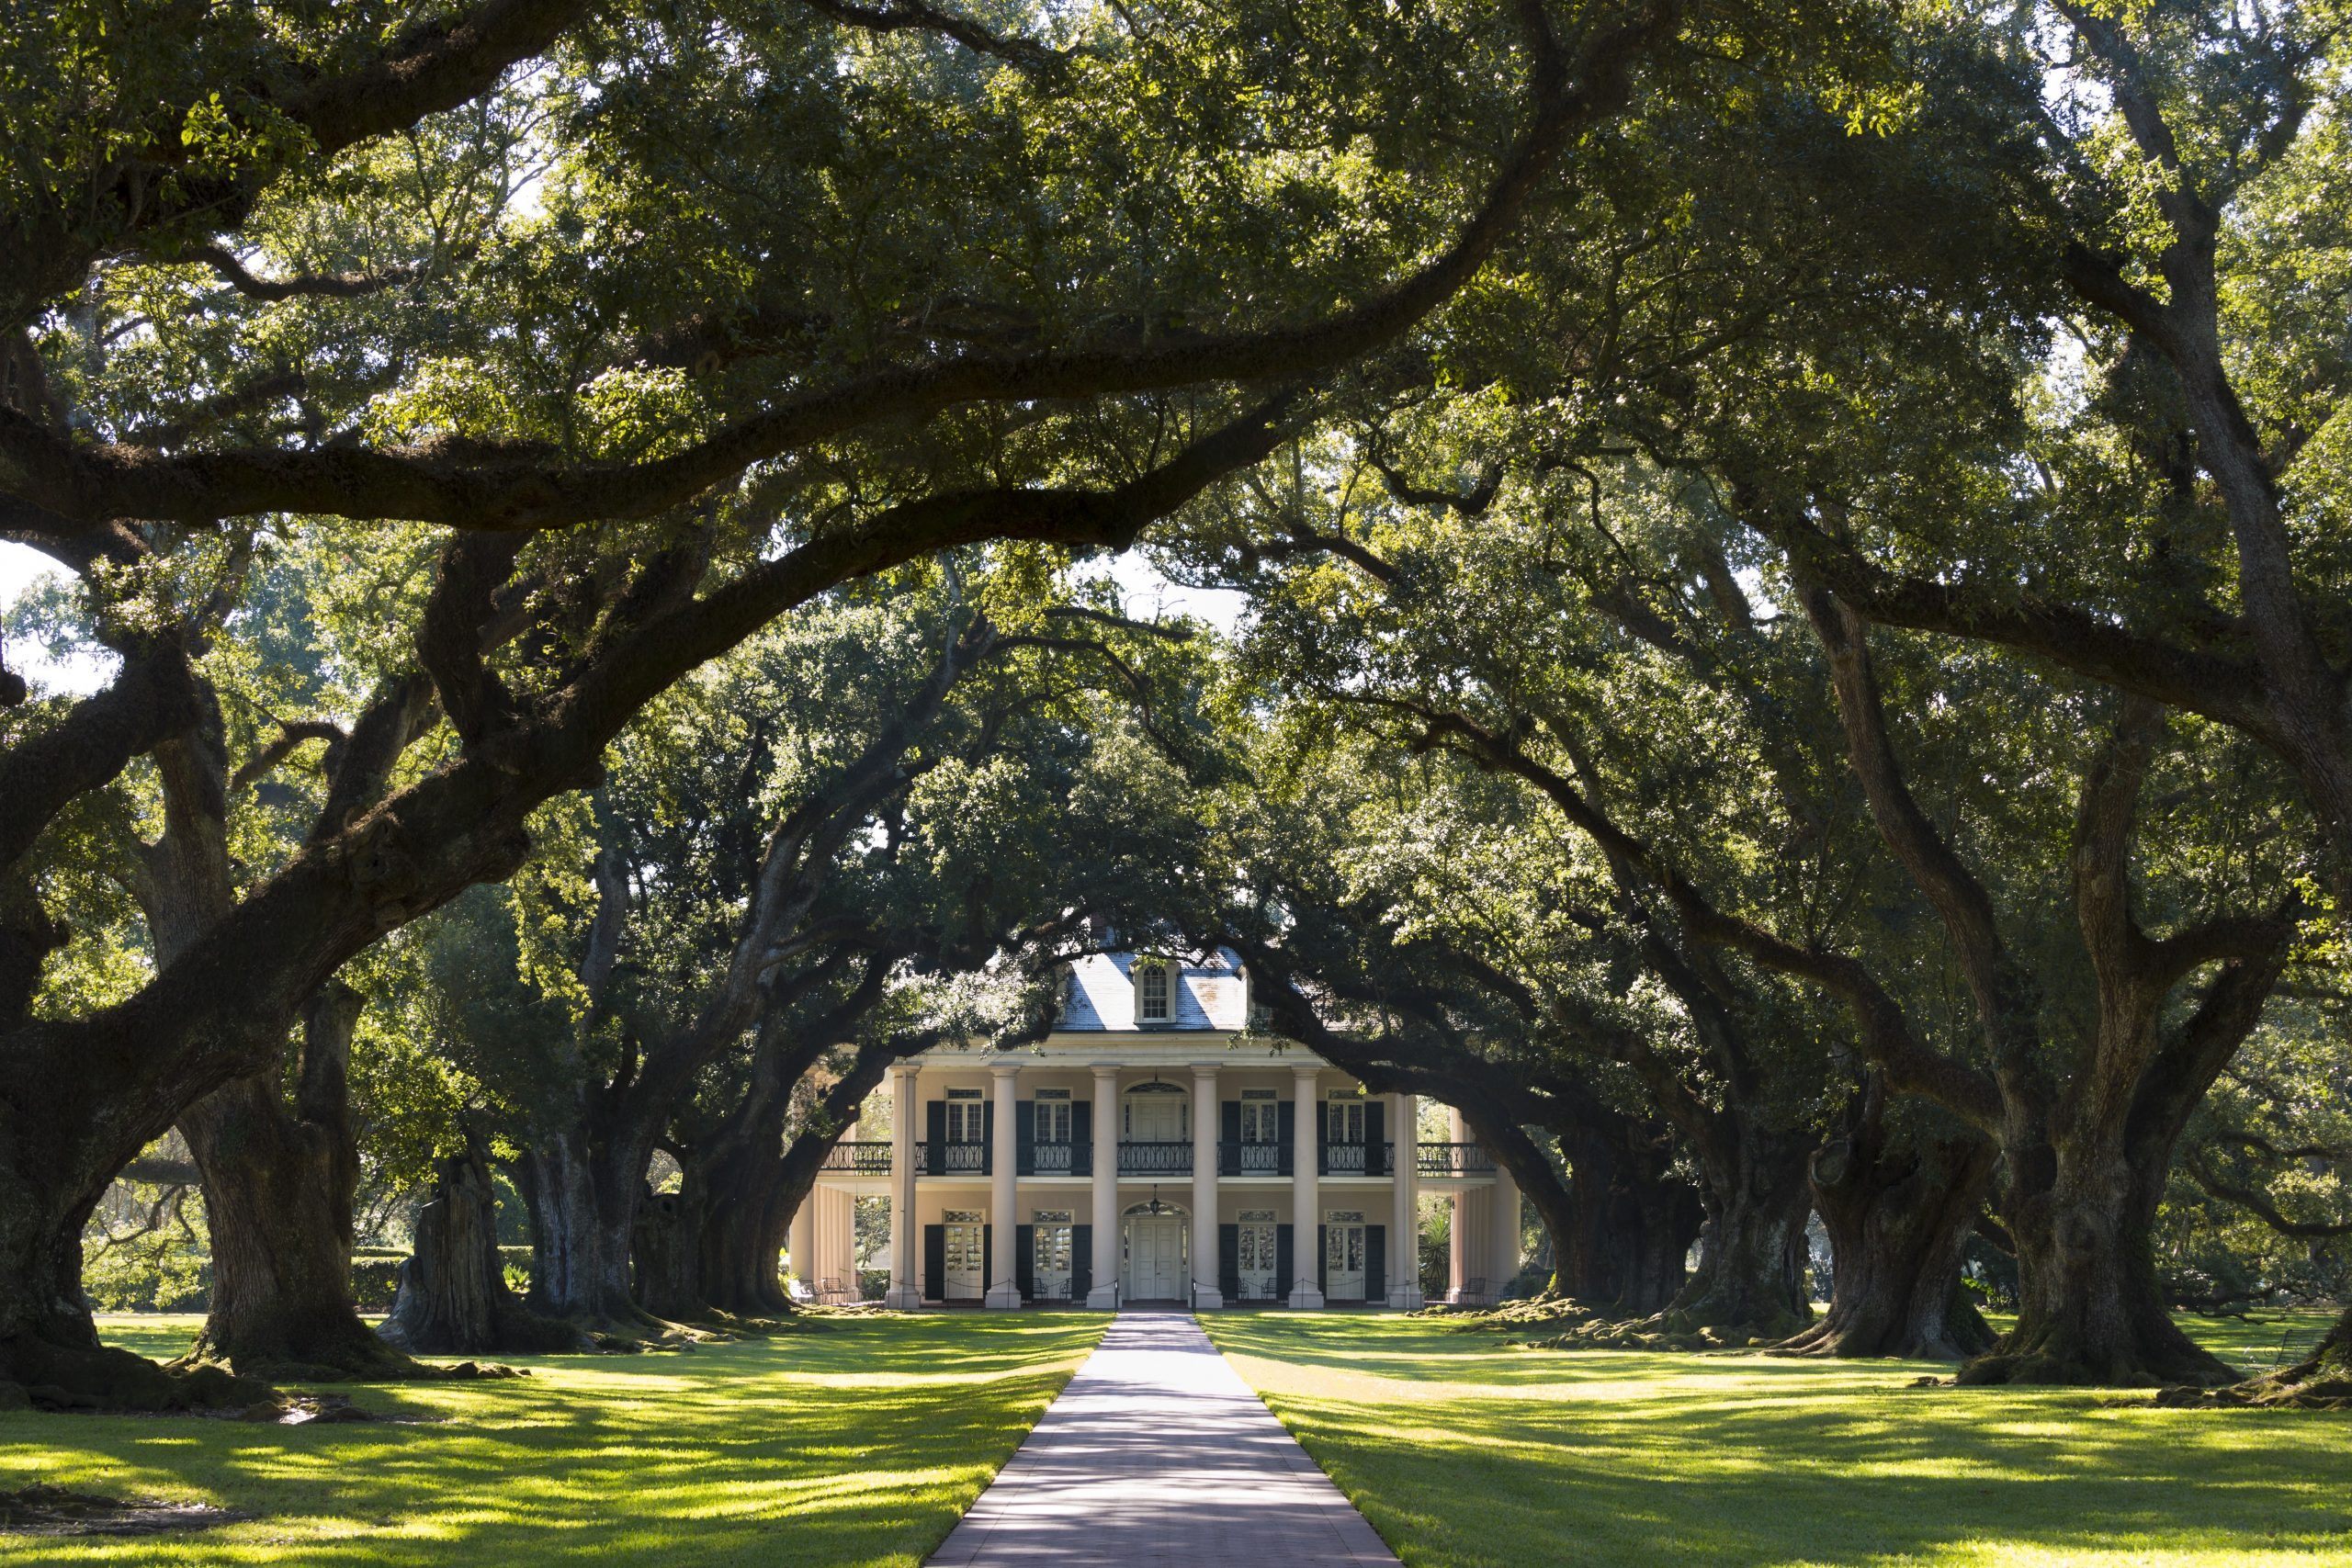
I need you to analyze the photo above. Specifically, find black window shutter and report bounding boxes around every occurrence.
[982,1101,995,1176]
[923,1224,944,1302]
[1366,1101,1385,1175]
[1317,1224,1329,1293]
[1218,1224,1240,1302]
[1015,1224,1035,1301]
[1366,1224,1386,1303]
[1072,1100,1091,1153]
[1071,1225,1092,1302]
[1015,1100,1035,1177]
[982,1225,992,1297]
[1219,1100,1239,1174]
[1317,1100,1329,1169]
[1276,1224,1294,1299]
[925,1100,946,1176]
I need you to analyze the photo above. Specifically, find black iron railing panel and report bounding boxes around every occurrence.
[1416,1141,1497,1176]
[1320,1140,1395,1176]
[1118,1140,1193,1176]
[1022,1141,1087,1176]
[820,1141,893,1174]
[922,1140,990,1176]
[1218,1141,1293,1177]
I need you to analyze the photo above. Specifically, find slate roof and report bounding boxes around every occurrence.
[1056,950,1249,1032]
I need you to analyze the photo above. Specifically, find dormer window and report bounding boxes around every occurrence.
[1135,958,1172,1023]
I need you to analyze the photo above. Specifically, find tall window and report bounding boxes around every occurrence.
[945,1088,984,1143]
[1136,959,1171,1022]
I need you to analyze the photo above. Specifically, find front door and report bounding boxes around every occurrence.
[1123,1213,1186,1299]
[1035,1210,1073,1301]
[1237,1209,1277,1302]
[944,1210,984,1301]
[1325,1210,1366,1302]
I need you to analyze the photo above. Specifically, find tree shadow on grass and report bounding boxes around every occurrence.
[1210,1316,2352,1567]
[0,1314,1109,1566]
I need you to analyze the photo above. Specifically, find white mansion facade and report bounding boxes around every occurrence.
[786,950,1523,1309]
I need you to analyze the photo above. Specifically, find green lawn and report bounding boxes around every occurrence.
[1204,1310,2352,1568]
[1,1311,1107,1566]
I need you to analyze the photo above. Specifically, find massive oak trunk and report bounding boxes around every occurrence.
[381,1137,579,1355]
[1781,1085,1996,1360]
[1555,1111,1700,1315]
[630,1186,707,1323]
[1964,1115,2233,1387]
[517,1121,652,1333]
[179,986,422,1380]
[1670,1127,1815,1337]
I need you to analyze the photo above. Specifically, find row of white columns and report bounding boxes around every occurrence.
[1443,1107,1524,1303]
[852,1059,1492,1309]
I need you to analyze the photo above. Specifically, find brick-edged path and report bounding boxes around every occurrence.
[927,1311,1401,1566]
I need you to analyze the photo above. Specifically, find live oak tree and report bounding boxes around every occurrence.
[0,0,1683,1404]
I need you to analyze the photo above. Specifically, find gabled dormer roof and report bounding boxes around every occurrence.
[1056,949,1249,1032]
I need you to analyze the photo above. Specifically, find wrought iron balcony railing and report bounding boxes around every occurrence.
[1118,1139,1193,1176]
[1017,1140,1089,1176]
[820,1141,893,1175]
[920,1140,989,1176]
[1320,1140,1396,1177]
[1417,1141,1497,1176]
[1217,1140,1293,1177]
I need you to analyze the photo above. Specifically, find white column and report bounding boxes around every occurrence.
[884,1064,923,1308]
[1387,1091,1423,1310]
[986,1062,1023,1308]
[1446,1105,1470,1304]
[1191,1064,1222,1309]
[825,1186,857,1290]
[787,1193,816,1301]
[1289,1065,1324,1308]
[1489,1149,1522,1297]
[1087,1066,1121,1307]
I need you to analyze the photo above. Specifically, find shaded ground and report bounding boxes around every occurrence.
[0,1312,1106,1566]
[1204,1310,2352,1567]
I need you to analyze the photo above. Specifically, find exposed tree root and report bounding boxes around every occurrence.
[2153,1312,2352,1410]
[178,1317,448,1386]
[0,1483,254,1537]
[1770,1292,1996,1362]
[0,1336,269,1414]
[1425,1294,1808,1352]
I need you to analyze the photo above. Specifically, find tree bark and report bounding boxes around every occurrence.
[1963,1117,2235,1386]
[178,985,424,1380]
[381,1136,580,1355]
[629,1185,707,1323]
[1555,1111,1700,1315]
[516,1121,652,1334]
[1781,1082,1996,1359]
[1668,1128,1815,1337]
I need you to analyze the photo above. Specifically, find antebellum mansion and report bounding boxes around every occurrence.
[787,950,1523,1309]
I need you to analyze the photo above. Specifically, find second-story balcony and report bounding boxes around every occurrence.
[856,1134,1496,1180]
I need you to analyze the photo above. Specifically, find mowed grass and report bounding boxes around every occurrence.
[0,1310,1108,1566]
[1204,1309,2352,1568]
